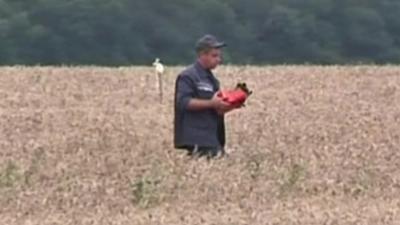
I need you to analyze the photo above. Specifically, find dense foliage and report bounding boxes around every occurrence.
[1,0,399,65]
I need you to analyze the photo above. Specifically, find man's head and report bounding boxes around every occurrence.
[195,34,226,70]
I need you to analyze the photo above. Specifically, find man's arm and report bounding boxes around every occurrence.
[186,98,214,111]
[187,94,233,112]
[216,102,242,115]
[176,75,230,112]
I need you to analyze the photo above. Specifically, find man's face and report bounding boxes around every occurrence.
[199,48,222,70]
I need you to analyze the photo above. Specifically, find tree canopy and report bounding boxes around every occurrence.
[0,0,399,65]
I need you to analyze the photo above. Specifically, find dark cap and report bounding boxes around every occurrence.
[195,34,227,53]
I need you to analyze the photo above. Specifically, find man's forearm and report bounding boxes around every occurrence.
[186,98,215,111]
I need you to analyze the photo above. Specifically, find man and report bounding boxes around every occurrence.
[173,34,238,158]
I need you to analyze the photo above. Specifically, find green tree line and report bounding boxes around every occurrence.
[0,0,399,65]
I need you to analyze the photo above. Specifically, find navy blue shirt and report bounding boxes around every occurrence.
[174,61,225,149]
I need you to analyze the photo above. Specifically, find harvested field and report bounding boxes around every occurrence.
[1,66,400,225]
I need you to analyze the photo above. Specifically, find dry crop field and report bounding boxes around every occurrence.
[1,65,400,225]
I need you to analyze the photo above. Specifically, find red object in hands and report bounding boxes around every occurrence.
[217,89,249,106]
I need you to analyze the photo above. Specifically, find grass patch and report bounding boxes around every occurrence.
[130,175,162,209]
[280,163,307,197]
[0,161,21,188]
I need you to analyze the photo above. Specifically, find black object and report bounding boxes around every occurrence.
[236,82,253,96]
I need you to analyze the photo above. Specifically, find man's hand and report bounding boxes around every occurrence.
[186,92,239,113]
[211,92,230,111]
[186,92,229,111]
[212,92,239,115]
[216,103,243,115]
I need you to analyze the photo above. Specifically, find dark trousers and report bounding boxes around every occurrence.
[186,145,224,158]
